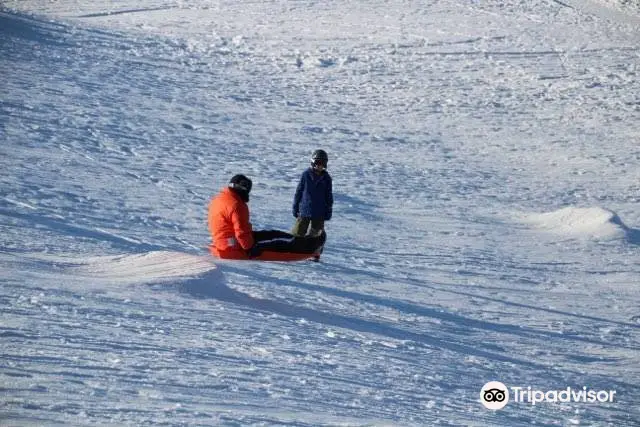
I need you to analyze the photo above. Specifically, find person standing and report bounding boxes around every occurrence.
[291,149,333,260]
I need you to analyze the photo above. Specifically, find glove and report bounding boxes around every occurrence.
[293,209,299,218]
[247,244,262,258]
[325,210,332,221]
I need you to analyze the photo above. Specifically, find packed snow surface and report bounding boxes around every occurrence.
[2,0,640,425]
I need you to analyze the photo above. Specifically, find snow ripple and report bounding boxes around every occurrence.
[68,251,220,285]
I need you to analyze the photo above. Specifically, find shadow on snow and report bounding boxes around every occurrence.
[179,266,638,389]
[181,271,551,372]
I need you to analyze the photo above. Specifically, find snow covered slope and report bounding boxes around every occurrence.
[2,1,639,425]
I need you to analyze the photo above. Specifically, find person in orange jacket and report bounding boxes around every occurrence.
[208,174,325,260]
[208,174,257,259]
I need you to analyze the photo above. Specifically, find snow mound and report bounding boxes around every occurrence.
[520,207,636,241]
[69,251,220,285]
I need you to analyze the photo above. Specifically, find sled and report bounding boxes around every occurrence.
[209,230,325,262]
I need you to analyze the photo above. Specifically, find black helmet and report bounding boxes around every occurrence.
[228,174,252,202]
[312,149,328,163]
[311,149,328,169]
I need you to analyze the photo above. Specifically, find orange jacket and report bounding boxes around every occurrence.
[208,188,255,257]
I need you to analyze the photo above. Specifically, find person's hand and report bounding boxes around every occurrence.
[247,244,262,258]
[293,209,299,218]
[325,210,332,221]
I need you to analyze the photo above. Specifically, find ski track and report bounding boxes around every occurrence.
[2,1,640,425]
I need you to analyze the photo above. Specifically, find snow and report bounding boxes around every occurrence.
[1,0,640,425]
[517,206,635,240]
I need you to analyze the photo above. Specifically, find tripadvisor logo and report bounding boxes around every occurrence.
[480,381,509,410]
[480,382,617,410]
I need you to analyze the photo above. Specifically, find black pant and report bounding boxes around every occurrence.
[253,229,326,254]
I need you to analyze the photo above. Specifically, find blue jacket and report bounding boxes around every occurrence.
[292,168,333,220]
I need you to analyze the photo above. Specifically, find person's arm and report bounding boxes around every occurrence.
[325,175,333,220]
[231,202,255,250]
[292,173,305,217]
